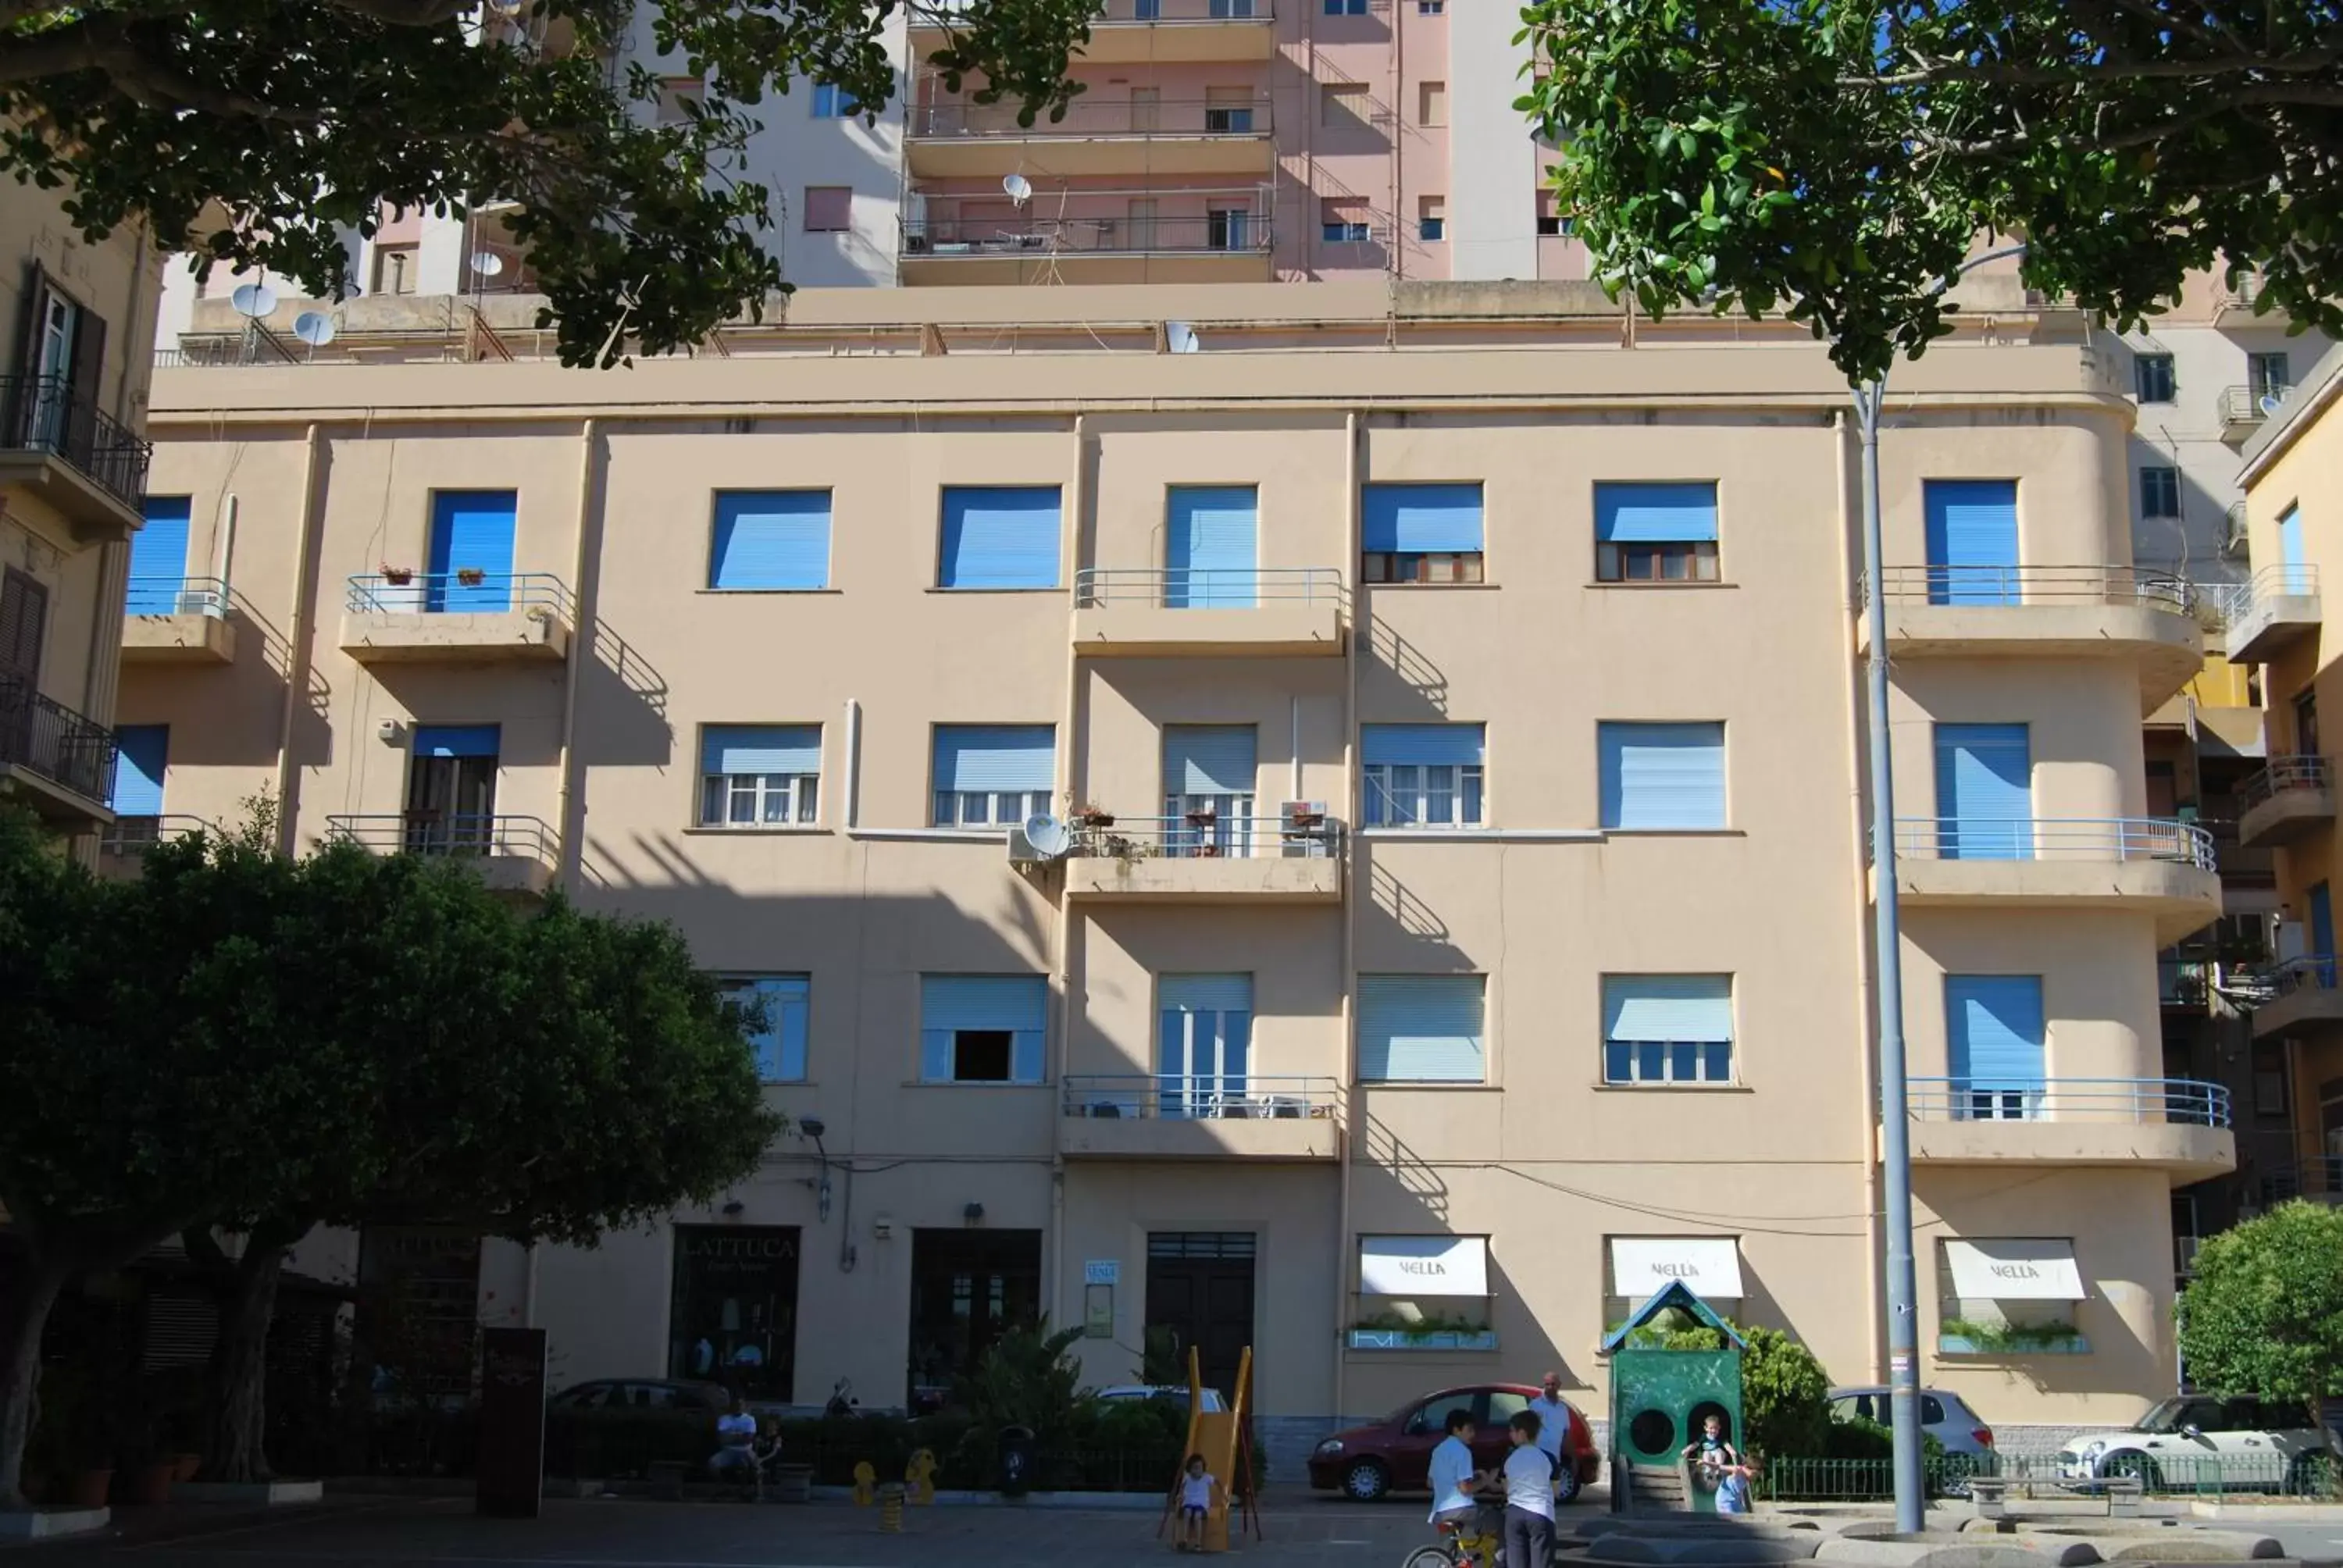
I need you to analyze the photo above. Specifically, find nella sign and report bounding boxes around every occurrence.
[1358,1235,1489,1298]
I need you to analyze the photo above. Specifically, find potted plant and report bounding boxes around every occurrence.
[1072,803,1114,828]
[1184,803,1217,826]
[455,566,487,587]
[380,562,415,586]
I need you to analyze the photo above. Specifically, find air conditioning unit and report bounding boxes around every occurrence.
[1006,826,1047,864]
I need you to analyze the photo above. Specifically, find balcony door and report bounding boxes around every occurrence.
[1933,723,2031,861]
[1922,479,2020,605]
[1129,87,1160,134]
[1162,724,1256,856]
[407,725,499,853]
[1157,975,1252,1117]
[1164,486,1257,608]
[1945,975,2045,1121]
[425,490,517,611]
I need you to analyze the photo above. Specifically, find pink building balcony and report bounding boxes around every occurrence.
[905,84,1275,179]
[900,187,1274,284]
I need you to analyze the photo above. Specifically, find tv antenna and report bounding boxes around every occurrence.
[291,312,337,360]
[1022,813,1075,861]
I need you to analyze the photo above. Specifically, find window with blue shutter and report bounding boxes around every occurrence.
[920,975,1047,1083]
[719,975,811,1082]
[1599,722,1726,830]
[1594,482,1721,583]
[1362,483,1485,584]
[1358,974,1485,1083]
[1164,486,1258,608]
[2281,503,2307,589]
[127,497,191,615]
[410,725,501,757]
[1945,975,2045,1119]
[1161,725,1258,854]
[110,725,168,817]
[709,492,831,590]
[700,725,822,825]
[1922,479,2020,605]
[426,490,518,611]
[939,486,1062,590]
[1157,973,1253,1117]
[1932,724,2031,861]
[1603,975,1733,1084]
[933,725,1054,825]
[1363,723,1485,827]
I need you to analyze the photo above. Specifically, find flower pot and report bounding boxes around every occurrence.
[67,1468,114,1508]
[456,569,487,586]
[381,570,414,586]
[131,1462,176,1506]
[171,1452,203,1482]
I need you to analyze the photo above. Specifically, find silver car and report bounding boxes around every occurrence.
[1828,1385,1995,1457]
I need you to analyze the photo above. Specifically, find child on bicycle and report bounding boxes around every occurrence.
[1175,1452,1218,1553]
[1428,1407,1501,1557]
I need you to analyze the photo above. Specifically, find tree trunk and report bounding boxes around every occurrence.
[197,1241,289,1484]
[0,1261,67,1511]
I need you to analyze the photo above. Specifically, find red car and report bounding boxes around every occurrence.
[1308,1384,1600,1504]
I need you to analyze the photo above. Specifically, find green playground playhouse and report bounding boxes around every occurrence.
[1600,1280,1746,1513]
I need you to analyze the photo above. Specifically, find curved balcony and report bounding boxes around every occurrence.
[1856,565,2201,712]
[1059,1074,1339,1160]
[1072,567,1346,657]
[906,96,1275,179]
[1903,1077,2233,1179]
[2237,755,2335,848]
[2211,564,2321,665]
[1885,818,2220,943]
[340,572,574,665]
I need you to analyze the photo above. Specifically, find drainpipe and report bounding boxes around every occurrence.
[1050,412,1088,1333]
[213,494,237,597]
[1333,408,1361,1427]
[843,698,861,829]
[552,418,600,889]
[274,424,325,853]
[1834,408,1885,1384]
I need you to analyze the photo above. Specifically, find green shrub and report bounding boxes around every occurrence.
[1739,1325,1831,1458]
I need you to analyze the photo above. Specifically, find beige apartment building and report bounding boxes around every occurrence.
[121,280,2224,1462]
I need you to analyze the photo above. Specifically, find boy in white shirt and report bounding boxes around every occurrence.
[1500,1410,1556,1568]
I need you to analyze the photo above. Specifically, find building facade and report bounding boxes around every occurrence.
[121,279,2224,1461]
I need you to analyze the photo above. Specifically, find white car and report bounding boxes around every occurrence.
[1097,1384,1228,1413]
[2057,1395,2331,1491]
[1828,1386,1995,1458]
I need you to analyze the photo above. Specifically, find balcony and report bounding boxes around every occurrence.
[340,573,575,665]
[2249,957,2343,1039]
[1061,814,1343,903]
[2259,1156,2343,1206]
[905,96,1275,180]
[911,0,1276,63]
[1072,568,1346,657]
[1904,1077,2234,1180]
[121,577,236,665]
[2159,957,2212,1011]
[96,814,212,880]
[900,210,1275,286]
[2212,272,2275,329]
[1887,818,2220,943]
[2212,565,2320,665]
[325,814,558,896]
[0,374,152,541]
[2218,383,2285,444]
[2237,756,2334,847]
[1059,1074,1339,1160]
[1857,565,2202,711]
[0,673,116,826]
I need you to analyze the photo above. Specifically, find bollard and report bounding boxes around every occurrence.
[851,1461,877,1507]
[878,1481,907,1533]
[906,1449,937,1506]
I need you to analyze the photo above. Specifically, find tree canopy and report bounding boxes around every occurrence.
[2177,1201,2343,1417]
[1517,0,2343,384]
[0,0,1094,365]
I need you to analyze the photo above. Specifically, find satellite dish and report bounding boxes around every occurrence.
[469,250,506,279]
[1022,813,1074,860]
[1002,173,1032,207]
[230,283,278,319]
[1166,320,1201,355]
[291,312,337,347]
[2260,392,2284,415]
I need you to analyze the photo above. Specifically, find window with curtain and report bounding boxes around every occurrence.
[1363,724,1485,827]
[1595,482,1720,583]
[708,491,831,590]
[1598,722,1726,830]
[1358,975,1486,1083]
[1603,975,1733,1085]
[1362,482,1485,583]
[933,725,1054,826]
[921,975,1047,1083]
[699,725,822,826]
[716,975,811,1082]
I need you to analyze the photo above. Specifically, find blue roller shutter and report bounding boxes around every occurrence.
[1945,975,2045,1103]
[110,725,168,815]
[1923,479,2020,605]
[701,725,821,776]
[412,725,501,758]
[2281,504,2306,580]
[426,490,518,611]
[1595,483,1718,543]
[1933,723,2031,861]
[1165,486,1257,608]
[1599,722,1726,830]
[933,725,1054,793]
[1162,725,1257,796]
[1363,724,1485,767]
[1362,483,1483,553]
[939,486,1061,589]
[710,492,830,590]
[127,498,191,614]
[920,975,1047,1082]
[1358,974,1485,1083]
[1603,975,1732,1040]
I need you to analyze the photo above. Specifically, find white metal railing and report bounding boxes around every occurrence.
[1906,1075,2231,1127]
[1074,567,1346,608]
[1891,816,2216,870]
[326,813,558,862]
[345,571,575,618]
[1062,1073,1336,1121]
[1072,812,1341,860]
[2239,754,2334,810]
[123,576,229,618]
[2202,564,2320,629]
[98,814,212,854]
[1861,565,2191,612]
[2219,383,2287,425]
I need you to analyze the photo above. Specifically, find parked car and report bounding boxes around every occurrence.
[1308,1384,1599,1504]
[1828,1386,1995,1458]
[2056,1395,2333,1491]
[1096,1384,1229,1413]
[544,1377,739,1477]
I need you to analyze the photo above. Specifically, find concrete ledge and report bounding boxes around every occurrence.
[1814,1533,2088,1566]
[0,1506,109,1539]
[172,1480,325,1505]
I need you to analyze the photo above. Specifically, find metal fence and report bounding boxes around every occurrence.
[1861,565,2191,612]
[1905,1076,2231,1127]
[1073,813,1341,860]
[0,373,153,511]
[123,575,230,618]
[904,215,1273,258]
[1075,567,1346,608]
[325,813,558,861]
[910,96,1274,138]
[345,572,576,617]
[1761,1449,2336,1502]
[2239,754,2333,809]
[1062,1073,1339,1121]
[0,672,117,804]
[2220,383,2285,426]
[1890,817,2216,870]
[98,814,212,854]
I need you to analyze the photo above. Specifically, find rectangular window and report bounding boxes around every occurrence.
[1322,82,1369,127]
[2252,1050,2288,1117]
[1204,87,1254,133]
[1595,481,1720,583]
[1935,1238,2084,1350]
[2250,351,2292,401]
[1535,191,1572,237]
[1603,975,1733,1085]
[709,491,830,590]
[933,724,1054,827]
[374,243,418,295]
[920,975,1047,1083]
[1922,478,2020,605]
[1932,723,2031,861]
[426,490,518,612]
[1418,197,1446,243]
[1324,0,1366,12]
[717,975,811,1082]
[1599,722,1726,831]
[1363,724,1485,827]
[1418,80,1447,127]
[1418,1,1445,13]
[1358,975,1486,1084]
[1945,975,2046,1119]
[127,497,193,614]
[938,486,1061,590]
[1164,486,1259,608]
[2140,465,2181,521]
[811,83,859,119]
[1362,481,1485,583]
[1321,198,1370,244]
[804,185,853,233]
[111,724,169,822]
[2134,353,2176,404]
[699,725,822,827]
[1161,725,1258,855]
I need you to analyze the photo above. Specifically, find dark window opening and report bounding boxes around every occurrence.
[1363,550,1484,584]
[954,1029,1013,1082]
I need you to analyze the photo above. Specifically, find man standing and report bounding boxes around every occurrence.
[1526,1372,1573,1503]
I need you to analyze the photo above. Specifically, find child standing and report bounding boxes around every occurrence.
[1175,1453,1219,1553]
[1500,1411,1557,1568]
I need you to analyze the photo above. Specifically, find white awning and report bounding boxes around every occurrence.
[1359,1235,1489,1297]
[1944,1238,2086,1301]
[1610,1237,1745,1299]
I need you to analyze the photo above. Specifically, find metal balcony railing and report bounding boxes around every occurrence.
[0,373,152,513]
[1891,816,2216,870]
[903,214,1273,258]
[99,814,212,854]
[914,0,1271,21]
[1073,813,1341,860]
[2259,1156,2343,1204]
[123,576,230,618]
[0,672,116,804]
[1860,564,2191,612]
[1061,1073,1336,1121]
[344,572,575,617]
[2239,755,2333,810]
[1906,1076,2231,1128]
[2158,957,2211,1007]
[2220,383,2287,425]
[909,96,1274,139]
[2201,563,2320,629]
[2265,953,2343,997]
[326,812,558,861]
[1074,567,1346,608]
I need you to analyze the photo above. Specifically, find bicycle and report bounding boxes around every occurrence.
[1401,1514,1503,1568]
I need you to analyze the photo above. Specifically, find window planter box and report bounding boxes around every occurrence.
[1937,1331,2090,1356]
[1346,1327,1498,1352]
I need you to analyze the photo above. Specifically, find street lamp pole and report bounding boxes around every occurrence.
[1855,244,2026,1533]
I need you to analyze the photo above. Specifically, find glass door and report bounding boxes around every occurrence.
[1157,976,1253,1117]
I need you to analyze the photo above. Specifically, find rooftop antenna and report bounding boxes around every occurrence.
[230,283,278,365]
[593,275,649,367]
[291,311,337,361]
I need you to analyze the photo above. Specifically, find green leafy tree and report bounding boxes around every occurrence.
[1737,1324,1831,1459]
[2177,1202,2343,1471]
[1517,0,2343,384]
[0,0,1093,366]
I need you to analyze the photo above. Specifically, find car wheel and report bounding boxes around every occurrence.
[2102,1452,2162,1491]
[1553,1461,1582,1506]
[1342,1458,1391,1502]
